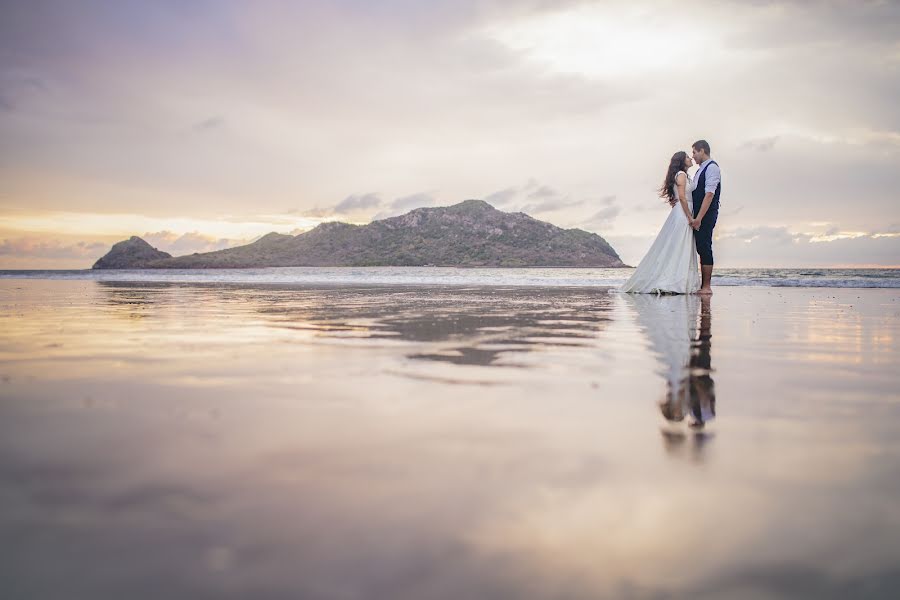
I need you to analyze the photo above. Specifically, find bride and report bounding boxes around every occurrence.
[620,151,701,294]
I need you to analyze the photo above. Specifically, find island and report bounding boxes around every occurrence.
[93,199,626,269]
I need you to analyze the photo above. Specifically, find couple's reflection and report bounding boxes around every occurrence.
[662,295,715,430]
[624,293,716,459]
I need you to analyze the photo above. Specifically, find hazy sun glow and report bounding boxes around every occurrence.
[481,5,719,79]
[0,212,325,239]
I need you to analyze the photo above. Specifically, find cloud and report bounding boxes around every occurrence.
[0,236,106,259]
[481,180,587,214]
[522,197,585,214]
[740,136,780,152]
[0,72,47,113]
[192,116,225,133]
[719,226,807,246]
[713,226,900,267]
[371,192,440,220]
[334,193,383,213]
[303,191,437,222]
[389,192,437,211]
[517,183,588,213]
[720,204,745,217]
[874,223,900,236]
[577,195,621,229]
[140,231,249,255]
[484,187,518,207]
[629,199,669,213]
[580,205,622,231]
[611,226,900,268]
[302,192,383,219]
[300,207,335,218]
[526,184,557,199]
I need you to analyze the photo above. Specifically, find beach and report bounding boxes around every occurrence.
[1,278,899,599]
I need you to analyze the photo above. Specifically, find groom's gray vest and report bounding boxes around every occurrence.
[691,160,721,214]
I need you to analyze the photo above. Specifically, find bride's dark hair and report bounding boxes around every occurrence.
[659,151,687,204]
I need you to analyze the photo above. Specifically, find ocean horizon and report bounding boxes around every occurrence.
[2,266,898,289]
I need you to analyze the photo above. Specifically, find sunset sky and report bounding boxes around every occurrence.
[1,0,898,268]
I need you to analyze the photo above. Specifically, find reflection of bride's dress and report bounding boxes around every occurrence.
[620,171,701,294]
[625,293,698,394]
[624,293,715,428]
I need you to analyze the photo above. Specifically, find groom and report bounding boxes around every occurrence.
[689,140,721,295]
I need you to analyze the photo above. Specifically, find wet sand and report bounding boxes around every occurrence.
[1,280,899,599]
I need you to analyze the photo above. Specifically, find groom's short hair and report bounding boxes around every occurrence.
[692,139,711,155]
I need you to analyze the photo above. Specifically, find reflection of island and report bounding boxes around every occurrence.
[96,281,615,368]
[624,293,717,460]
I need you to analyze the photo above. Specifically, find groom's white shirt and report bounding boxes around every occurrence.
[698,158,721,194]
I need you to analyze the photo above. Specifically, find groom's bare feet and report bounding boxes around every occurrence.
[699,265,714,295]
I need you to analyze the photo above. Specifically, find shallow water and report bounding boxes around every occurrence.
[1,280,899,599]
[2,266,899,288]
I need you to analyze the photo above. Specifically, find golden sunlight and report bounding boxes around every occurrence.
[0,211,326,240]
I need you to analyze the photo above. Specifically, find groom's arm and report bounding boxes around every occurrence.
[694,163,720,224]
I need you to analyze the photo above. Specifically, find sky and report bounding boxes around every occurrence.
[1,0,899,268]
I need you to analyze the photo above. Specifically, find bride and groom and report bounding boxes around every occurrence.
[621,139,721,295]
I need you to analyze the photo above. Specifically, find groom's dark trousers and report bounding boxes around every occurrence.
[691,160,721,266]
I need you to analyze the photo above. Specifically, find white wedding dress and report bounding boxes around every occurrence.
[620,171,701,294]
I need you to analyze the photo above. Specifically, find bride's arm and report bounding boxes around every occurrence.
[675,173,692,221]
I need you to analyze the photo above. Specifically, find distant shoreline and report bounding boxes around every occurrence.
[2,266,899,290]
[6,266,900,273]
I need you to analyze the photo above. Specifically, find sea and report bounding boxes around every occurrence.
[1,266,898,288]
[3,269,900,598]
